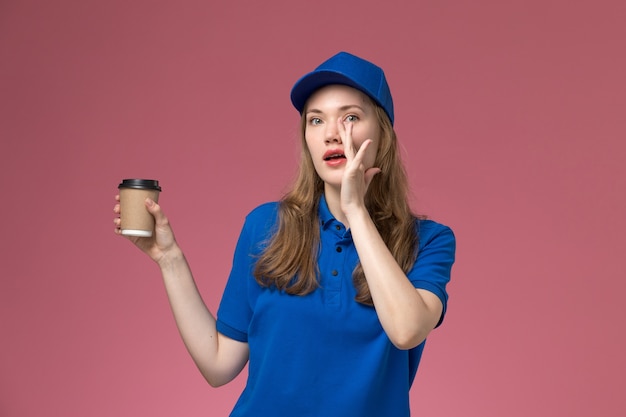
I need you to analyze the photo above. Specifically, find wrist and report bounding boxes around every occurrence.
[344,205,370,225]
[156,245,185,270]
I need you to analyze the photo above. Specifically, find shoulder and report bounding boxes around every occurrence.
[231,202,281,255]
[416,219,456,251]
[241,201,281,236]
[246,201,280,221]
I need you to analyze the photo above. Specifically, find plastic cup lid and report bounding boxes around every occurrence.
[118,179,162,191]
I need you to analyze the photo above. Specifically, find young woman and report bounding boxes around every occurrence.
[114,51,456,417]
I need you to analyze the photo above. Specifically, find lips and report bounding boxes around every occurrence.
[323,149,346,162]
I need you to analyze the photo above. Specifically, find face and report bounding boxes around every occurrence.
[303,84,381,189]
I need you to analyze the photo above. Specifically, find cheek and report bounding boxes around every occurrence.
[304,138,317,160]
[303,138,323,168]
[365,145,379,168]
[357,131,380,166]
[304,127,320,148]
[304,130,314,149]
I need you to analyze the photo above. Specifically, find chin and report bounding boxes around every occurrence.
[321,177,343,190]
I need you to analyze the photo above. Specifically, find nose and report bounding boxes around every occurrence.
[324,121,342,144]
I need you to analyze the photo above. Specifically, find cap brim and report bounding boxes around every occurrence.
[290,70,371,114]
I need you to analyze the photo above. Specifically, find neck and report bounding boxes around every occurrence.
[323,184,349,228]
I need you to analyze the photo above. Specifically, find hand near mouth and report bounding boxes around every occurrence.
[338,117,381,217]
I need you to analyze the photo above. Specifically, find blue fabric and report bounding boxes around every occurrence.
[290,51,395,125]
[216,197,455,417]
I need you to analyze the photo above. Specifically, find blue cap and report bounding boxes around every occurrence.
[290,52,394,125]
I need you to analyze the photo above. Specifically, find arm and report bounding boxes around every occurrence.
[114,196,249,386]
[338,120,447,350]
[345,209,444,350]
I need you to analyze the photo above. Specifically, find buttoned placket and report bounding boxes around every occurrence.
[321,219,352,309]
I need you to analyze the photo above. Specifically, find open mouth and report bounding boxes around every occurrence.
[323,151,346,161]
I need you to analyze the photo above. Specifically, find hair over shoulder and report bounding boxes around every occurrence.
[254,105,420,305]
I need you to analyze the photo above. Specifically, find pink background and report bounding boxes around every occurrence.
[1,1,625,416]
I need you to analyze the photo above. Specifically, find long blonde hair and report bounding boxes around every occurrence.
[254,104,419,305]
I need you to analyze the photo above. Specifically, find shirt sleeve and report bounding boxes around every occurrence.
[216,220,254,342]
[408,220,456,328]
[216,203,279,342]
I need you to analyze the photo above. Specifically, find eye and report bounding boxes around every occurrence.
[345,114,359,122]
[309,117,322,125]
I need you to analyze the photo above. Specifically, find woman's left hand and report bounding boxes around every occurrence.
[338,118,381,215]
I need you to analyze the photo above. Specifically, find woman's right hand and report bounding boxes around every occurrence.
[113,195,179,265]
[114,195,249,387]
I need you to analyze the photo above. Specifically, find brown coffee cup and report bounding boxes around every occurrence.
[118,179,162,237]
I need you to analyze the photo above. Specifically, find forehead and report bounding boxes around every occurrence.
[305,84,373,111]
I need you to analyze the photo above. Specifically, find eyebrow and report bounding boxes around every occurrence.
[305,104,366,115]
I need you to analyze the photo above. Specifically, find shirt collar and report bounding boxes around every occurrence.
[318,195,350,236]
[318,194,335,229]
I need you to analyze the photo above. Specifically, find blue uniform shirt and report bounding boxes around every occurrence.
[217,197,456,417]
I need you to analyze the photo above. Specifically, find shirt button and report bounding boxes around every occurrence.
[331,270,338,276]
[335,225,341,230]
[336,246,342,253]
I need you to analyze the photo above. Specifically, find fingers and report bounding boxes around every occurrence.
[113,218,122,234]
[337,118,374,168]
[113,195,163,235]
[113,195,121,233]
[145,198,161,220]
[145,198,172,231]
[350,137,374,169]
[113,205,122,234]
[113,196,163,219]
[364,166,382,187]
[338,118,356,160]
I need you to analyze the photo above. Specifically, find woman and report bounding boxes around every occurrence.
[114,51,455,416]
